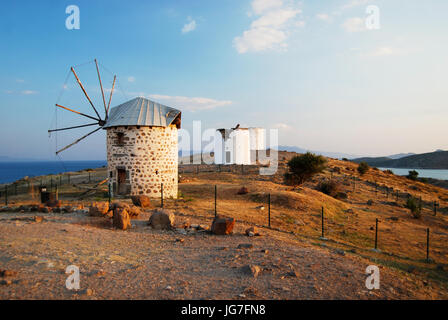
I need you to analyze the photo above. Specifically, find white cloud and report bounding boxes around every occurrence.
[251,0,284,15]
[273,122,294,131]
[368,47,404,57]
[233,1,303,54]
[127,76,135,83]
[341,0,374,10]
[16,79,25,83]
[182,17,197,34]
[342,17,365,32]
[132,94,232,112]
[21,90,38,95]
[316,13,331,22]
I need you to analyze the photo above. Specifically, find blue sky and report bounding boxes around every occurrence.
[0,0,447,160]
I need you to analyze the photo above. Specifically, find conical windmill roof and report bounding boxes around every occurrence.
[103,97,181,129]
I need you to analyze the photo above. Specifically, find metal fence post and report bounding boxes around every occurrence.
[214,185,217,217]
[161,183,164,208]
[268,193,271,228]
[321,207,325,238]
[108,183,111,204]
[426,228,430,262]
[4,186,7,206]
[375,218,379,250]
[68,174,70,184]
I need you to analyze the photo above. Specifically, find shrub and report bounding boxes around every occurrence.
[407,170,419,181]
[406,197,422,219]
[317,179,339,197]
[284,152,327,185]
[384,169,394,175]
[342,158,349,162]
[357,162,370,175]
[332,166,342,174]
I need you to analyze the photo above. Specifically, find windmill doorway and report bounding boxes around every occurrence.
[117,168,127,195]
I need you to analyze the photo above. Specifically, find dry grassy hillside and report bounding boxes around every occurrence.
[1,151,448,299]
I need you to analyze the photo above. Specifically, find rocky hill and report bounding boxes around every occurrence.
[352,150,448,169]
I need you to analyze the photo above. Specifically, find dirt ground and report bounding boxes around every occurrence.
[1,153,448,300]
[0,209,446,300]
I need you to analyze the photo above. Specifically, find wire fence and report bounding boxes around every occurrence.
[0,170,107,202]
[1,164,446,267]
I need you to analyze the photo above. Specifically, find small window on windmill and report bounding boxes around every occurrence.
[116,132,125,146]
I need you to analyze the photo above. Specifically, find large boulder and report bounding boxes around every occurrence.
[131,195,152,209]
[111,202,141,218]
[211,216,235,235]
[148,209,175,230]
[89,202,110,217]
[113,207,131,230]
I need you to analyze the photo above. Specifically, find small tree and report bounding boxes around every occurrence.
[357,162,370,175]
[407,170,419,181]
[406,197,422,219]
[285,152,327,185]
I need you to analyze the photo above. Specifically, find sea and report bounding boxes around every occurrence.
[0,160,107,184]
[378,168,448,180]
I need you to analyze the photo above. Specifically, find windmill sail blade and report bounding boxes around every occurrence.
[71,66,102,120]
[56,127,102,155]
[55,104,100,122]
[48,123,99,133]
[95,59,107,117]
[106,75,116,117]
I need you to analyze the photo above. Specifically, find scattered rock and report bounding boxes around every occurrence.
[89,202,110,217]
[367,200,374,206]
[334,249,346,256]
[243,286,258,296]
[237,187,249,195]
[387,217,399,222]
[111,202,141,218]
[256,205,265,211]
[82,288,94,296]
[148,209,175,230]
[211,216,235,235]
[34,216,44,223]
[245,226,262,237]
[176,228,187,235]
[95,270,106,277]
[112,207,131,230]
[241,265,261,278]
[131,195,152,208]
[176,220,191,229]
[62,206,74,213]
[261,249,269,254]
[0,280,12,286]
[286,269,299,278]
[176,238,185,243]
[0,270,18,277]
[238,243,254,249]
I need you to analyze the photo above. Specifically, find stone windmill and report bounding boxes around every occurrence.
[49,60,182,198]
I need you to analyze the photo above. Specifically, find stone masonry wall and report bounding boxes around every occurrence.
[106,125,178,198]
